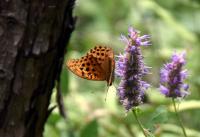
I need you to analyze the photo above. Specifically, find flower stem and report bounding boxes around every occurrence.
[172,98,187,137]
[132,108,148,137]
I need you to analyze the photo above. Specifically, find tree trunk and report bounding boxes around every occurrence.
[0,0,75,137]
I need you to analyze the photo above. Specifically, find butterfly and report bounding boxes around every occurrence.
[66,46,115,86]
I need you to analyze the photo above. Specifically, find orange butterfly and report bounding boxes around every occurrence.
[66,46,115,86]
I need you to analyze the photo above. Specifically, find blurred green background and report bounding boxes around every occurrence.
[44,0,200,137]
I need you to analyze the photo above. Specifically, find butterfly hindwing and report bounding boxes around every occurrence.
[88,46,115,85]
[87,46,114,64]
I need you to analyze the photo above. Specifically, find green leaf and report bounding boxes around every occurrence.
[47,113,61,125]
[80,119,98,137]
[60,60,69,94]
[161,123,200,137]
[168,100,200,112]
[149,106,169,124]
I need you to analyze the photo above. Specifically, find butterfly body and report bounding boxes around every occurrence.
[66,46,115,86]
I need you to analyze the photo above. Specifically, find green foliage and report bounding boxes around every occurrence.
[80,120,98,137]
[44,0,200,137]
[60,56,70,94]
[150,106,169,124]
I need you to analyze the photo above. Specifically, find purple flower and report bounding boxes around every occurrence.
[159,52,189,98]
[115,27,151,111]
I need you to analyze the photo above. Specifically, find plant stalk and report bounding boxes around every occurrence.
[132,108,148,137]
[172,98,187,137]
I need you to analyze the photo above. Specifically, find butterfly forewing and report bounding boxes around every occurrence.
[67,55,106,81]
[66,46,115,85]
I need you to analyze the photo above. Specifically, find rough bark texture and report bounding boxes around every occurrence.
[0,0,75,137]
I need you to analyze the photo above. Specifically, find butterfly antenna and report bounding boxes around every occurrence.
[104,85,110,102]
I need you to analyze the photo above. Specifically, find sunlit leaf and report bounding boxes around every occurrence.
[169,100,200,112]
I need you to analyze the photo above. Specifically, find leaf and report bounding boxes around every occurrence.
[145,106,169,134]
[160,123,200,137]
[151,106,168,123]
[80,119,98,137]
[47,113,61,125]
[168,100,200,112]
[61,64,69,94]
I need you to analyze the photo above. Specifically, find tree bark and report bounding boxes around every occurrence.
[0,0,75,137]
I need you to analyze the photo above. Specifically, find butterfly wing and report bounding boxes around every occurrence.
[87,46,114,64]
[87,46,115,85]
[66,55,107,81]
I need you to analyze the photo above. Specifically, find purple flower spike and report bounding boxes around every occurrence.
[115,27,151,111]
[159,52,189,98]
